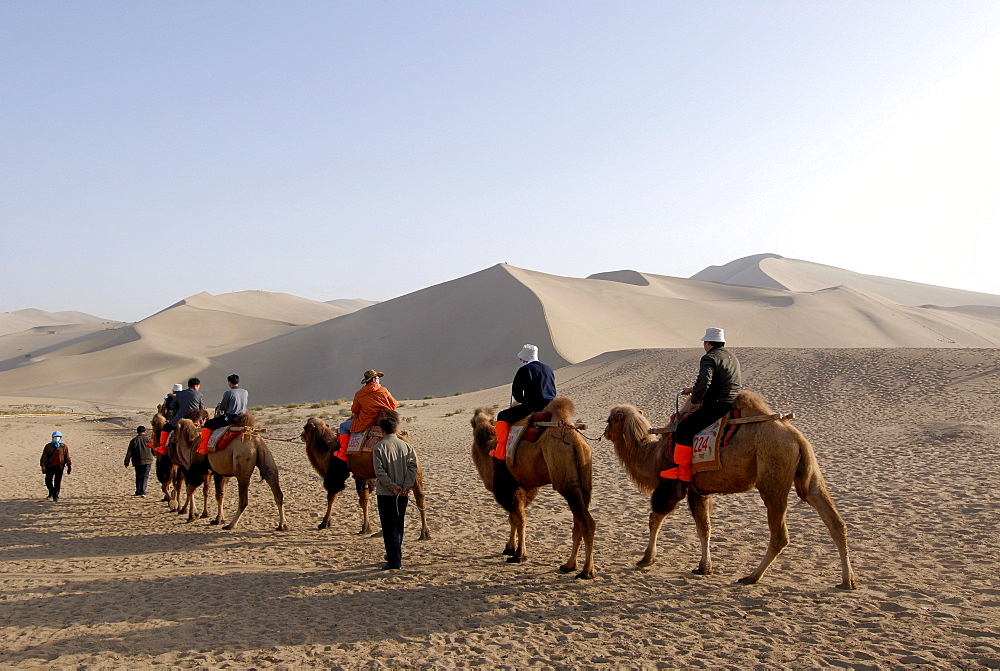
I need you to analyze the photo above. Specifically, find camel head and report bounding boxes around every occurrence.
[183,408,210,426]
[604,405,649,447]
[470,408,496,451]
[301,416,330,444]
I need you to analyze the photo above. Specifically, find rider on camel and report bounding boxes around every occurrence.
[350,369,398,434]
[661,327,742,482]
[491,344,556,460]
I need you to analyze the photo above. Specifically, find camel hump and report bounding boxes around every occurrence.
[734,389,774,415]
[543,396,575,422]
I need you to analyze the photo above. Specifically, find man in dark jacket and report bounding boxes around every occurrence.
[662,327,742,482]
[124,426,156,496]
[160,378,205,447]
[491,344,557,460]
[40,431,72,501]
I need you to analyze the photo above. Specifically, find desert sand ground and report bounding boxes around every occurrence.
[1,348,998,668]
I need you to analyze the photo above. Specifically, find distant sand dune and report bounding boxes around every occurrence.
[2,259,999,407]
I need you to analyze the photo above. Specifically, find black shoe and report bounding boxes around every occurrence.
[381,563,401,570]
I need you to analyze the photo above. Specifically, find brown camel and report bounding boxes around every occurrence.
[173,414,287,531]
[603,390,857,589]
[300,414,430,540]
[470,397,596,579]
[150,412,180,506]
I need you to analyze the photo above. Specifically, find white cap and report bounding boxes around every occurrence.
[172,383,183,392]
[701,327,726,343]
[518,344,539,362]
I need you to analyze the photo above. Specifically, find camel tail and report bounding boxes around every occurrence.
[256,439,280,483]
[792,429,826,501]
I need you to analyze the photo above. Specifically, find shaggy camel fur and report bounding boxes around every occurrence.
[603,390,857,589]
[300,414,431,540]
[166,409,216,519]
[470,397,596,579]
[173,414,288,531]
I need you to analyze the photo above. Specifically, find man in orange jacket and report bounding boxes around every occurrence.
[350,369,398,434]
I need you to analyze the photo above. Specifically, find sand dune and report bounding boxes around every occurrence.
[0,291,345,408]
[3,259,1000,407]
[692,253,1000,307]
[0,308,114,337]
[0,347,997,668]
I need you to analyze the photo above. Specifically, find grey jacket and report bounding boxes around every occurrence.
[372,434,418,497]
[169,387,205,422]
[691,346,742,404]
[125,434,156,467]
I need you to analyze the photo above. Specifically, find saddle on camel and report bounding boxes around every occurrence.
[496,408,589,469]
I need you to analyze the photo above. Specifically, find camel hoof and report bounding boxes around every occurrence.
[418,532,432,541]
[222,523,234,530]
[502,547,515,556]
[200,512,209,519]
[575,570,595,580]
[368,530,382,538]
[317,521,331,530]
[837,580,858,590]
[507,555,527,564]
[209,520,220,526]
[558,563,576,573]
[276,524,289,532]
[161,495,170,502]
[692,567,712,575]
[737,576,759,585]
[636,558,655,568]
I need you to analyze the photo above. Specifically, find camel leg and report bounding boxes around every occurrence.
[801,480,857,590]
[412,474,431,541]
[502,516,517,556]
[556,488,596,579]
[263,469,288,532]
[638,480,686,568]
[739,488,790,585]
[355,477,374,536]
[318,490,339,530]
[505,502,528,563]
[223,475,251,530]
[184,479,200,523]
[199,473,211,518]
[211,474,227,526]
[688,491,714,575]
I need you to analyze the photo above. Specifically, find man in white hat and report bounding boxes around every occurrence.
[491,344,557,460]
[662,327,742,482]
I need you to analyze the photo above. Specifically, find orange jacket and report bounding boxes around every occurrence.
[350,382,398,433]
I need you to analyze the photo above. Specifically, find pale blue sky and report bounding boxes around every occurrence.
[2,2,998,322]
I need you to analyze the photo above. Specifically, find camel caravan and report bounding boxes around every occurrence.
[145,333,856,589]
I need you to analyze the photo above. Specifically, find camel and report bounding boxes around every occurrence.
[300,413,431,540]
[173,414,287,531]
[150,412,180,506]
[602,390,857,589]
[470,397,596,579]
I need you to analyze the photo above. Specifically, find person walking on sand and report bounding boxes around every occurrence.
[661,327,742,483]
[124,426,155,497]
[349,369,398,434]
[41,431,72,502]
[490,344,557,460]
[372,414,418,570]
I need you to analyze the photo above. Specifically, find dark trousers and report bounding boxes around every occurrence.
[204,414,239,431]
[134,464,152,495]
[377,494,408,569]
[45,466,64,500]
[497,402,547,425]
[675,400,734,446]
